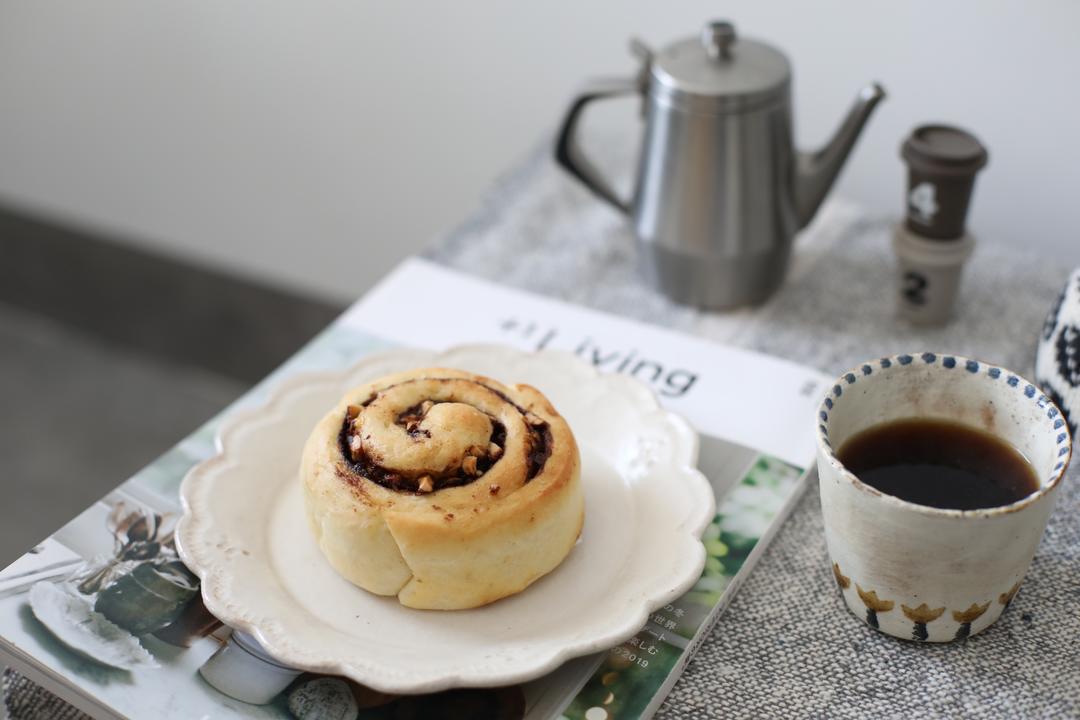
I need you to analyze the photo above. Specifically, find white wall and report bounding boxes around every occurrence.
[1,2,1078,302]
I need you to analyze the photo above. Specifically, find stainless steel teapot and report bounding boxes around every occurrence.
[555,21,885,308]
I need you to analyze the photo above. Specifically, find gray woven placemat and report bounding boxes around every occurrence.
[7,140,1078,718]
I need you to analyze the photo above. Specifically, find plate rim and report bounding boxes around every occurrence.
[177,343,715,693]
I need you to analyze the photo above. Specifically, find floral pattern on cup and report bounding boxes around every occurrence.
[833,563,1021,643]
[831,562,850,590]
[952,602,991,640]
[999,581,1021,608]
[854,584,894,630]
[901,603,945,642]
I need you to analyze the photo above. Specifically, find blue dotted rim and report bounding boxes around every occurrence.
[817,352,1072,517]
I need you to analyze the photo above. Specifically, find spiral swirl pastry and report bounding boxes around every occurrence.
[301,368,583,610]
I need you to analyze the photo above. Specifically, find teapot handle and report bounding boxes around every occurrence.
[554,77,640,215]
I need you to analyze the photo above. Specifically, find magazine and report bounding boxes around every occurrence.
[0,258,828,719]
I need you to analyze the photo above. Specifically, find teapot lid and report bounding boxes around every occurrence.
[650,21,790,113]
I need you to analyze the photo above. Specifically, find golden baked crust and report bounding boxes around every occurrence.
[301,367,583,610]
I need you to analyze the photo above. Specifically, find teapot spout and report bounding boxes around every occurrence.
[795,83,886,228]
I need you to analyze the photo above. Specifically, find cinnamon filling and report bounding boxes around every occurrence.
[395,403,433,439]
[526,423,553,479]
[338,378,553,494]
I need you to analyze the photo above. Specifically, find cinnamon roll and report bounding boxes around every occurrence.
[301,368,583,610]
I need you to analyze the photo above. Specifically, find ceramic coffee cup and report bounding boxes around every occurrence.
[816,353,1071,642]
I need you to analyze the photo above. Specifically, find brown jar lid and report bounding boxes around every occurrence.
[901,124,988,177]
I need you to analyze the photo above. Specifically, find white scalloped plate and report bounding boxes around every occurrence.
[176,345,713,693]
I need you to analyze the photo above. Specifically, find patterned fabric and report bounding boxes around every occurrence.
[7,139,1078,718]
[1036,268,1080,436]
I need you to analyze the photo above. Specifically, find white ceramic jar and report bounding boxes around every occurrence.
[199,630,303,704]
[817,353,1070,642]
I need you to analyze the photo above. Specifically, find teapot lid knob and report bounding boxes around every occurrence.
[701,20,736,60]
[651,20,789,110]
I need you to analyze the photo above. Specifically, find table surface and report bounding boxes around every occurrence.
[426,144,1080,718]
[5,141,1079,719]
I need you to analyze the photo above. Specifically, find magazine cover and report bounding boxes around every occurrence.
[0,259,827,720]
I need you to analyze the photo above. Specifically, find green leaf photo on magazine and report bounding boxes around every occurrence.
[561,455,802,720]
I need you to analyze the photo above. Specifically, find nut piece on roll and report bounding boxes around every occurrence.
[301,367,584,610]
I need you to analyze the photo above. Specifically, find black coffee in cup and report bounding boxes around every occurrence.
[837,417,1038,510]
[901,125,988,240]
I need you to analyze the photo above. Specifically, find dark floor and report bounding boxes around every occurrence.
[0,204,340,569]
[0,302,245,567]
